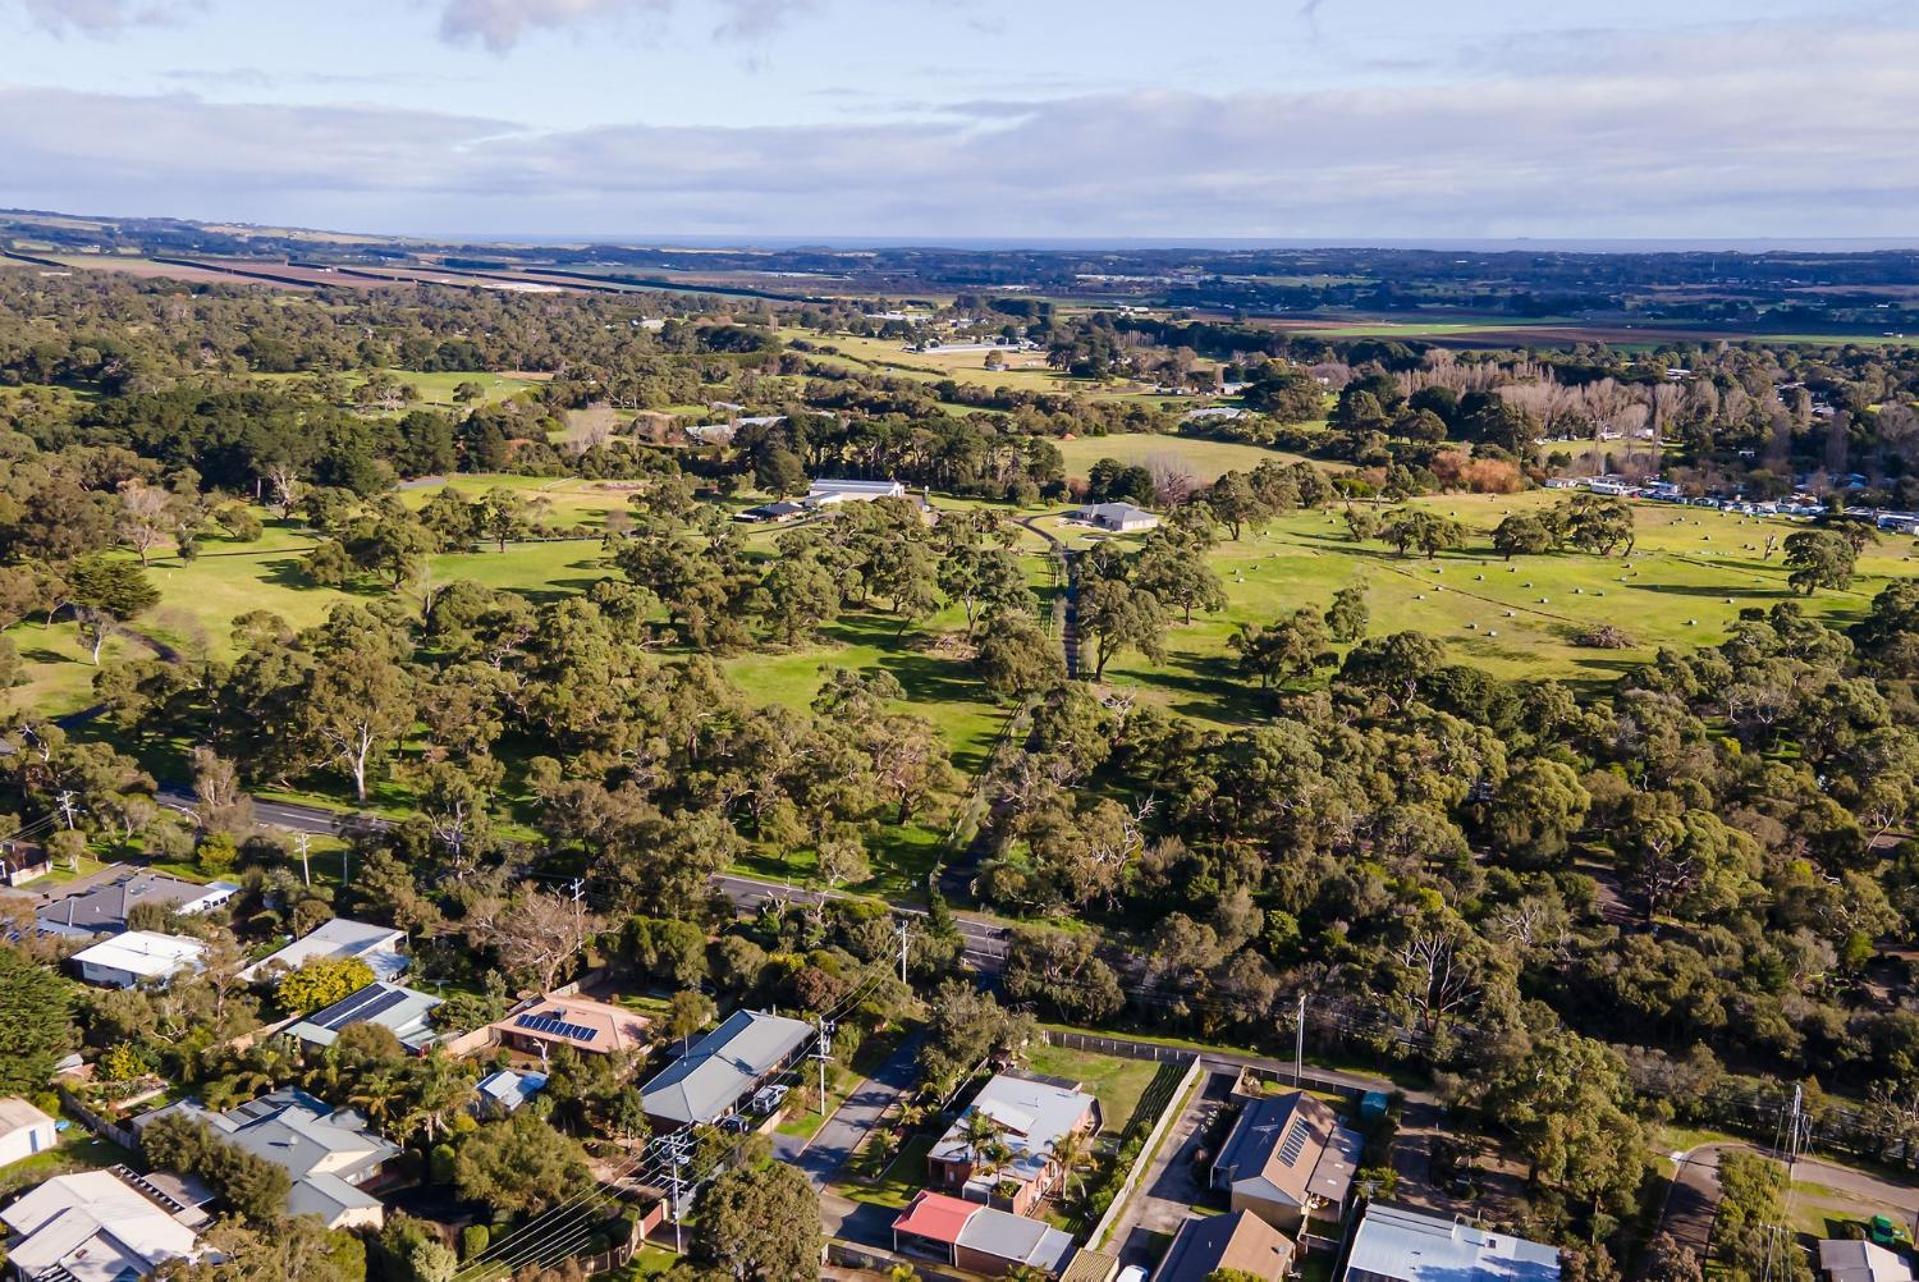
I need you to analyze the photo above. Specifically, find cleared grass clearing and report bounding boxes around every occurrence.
[250,368,546,409]
[781,328,1184,404]
[1097,494,1919,721]
[1052,432,1318,483]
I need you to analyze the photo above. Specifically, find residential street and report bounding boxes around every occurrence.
[775,1033,926,1188]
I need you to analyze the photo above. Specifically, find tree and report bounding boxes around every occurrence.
[294,616,415,802]
[276,956,376,1015]
[1485,1024,1649,1223]
[1784,529,1857,595]
[475,487,529,553]
[1343,506,1380,543]
[67,555,160,664]
[754,446,808,498]
[1325,585,1369,642]
[117,479,180,566]
[453,1112,591,1216]
[1565,493,1635,557]
[667,988,717,1054]
[1382,509,1464,559]
[1486,759,1591,866]
[0,942,72,1095]
[1229,609,1331,689]
[143,1114,293,1226]
[693,1160,822,1282]
[1205,472,1271,540]
[975,612,1064,702]
[467,884,603,995]
[1341,631,1446,709]
[1492,513,1553,559]
[1077,574,1167,680]
[1132,531,1226,625]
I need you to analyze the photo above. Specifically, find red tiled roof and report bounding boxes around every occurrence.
[893,1191,980,1246]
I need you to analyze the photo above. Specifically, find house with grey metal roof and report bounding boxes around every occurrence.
[929,1071,1100,1215]
[36,873,238,938]
[1212,1090,1362,1232]
[1070,501,1160,533]
[283,981,442,1054]
[238,917,408,985]
[137,1089,400,1231]
[638,1008,813,1128]
[1343,1204,1559,1282]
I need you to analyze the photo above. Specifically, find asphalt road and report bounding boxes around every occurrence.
[776,1033,926,1188]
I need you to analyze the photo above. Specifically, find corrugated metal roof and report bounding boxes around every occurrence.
[1346,1204,1559,1282]
[639,1009,813,1125]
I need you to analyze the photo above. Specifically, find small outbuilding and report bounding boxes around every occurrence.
[0,1098,58,1169]
[1821,1239,1915,1282]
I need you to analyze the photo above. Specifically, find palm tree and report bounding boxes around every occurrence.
[1050,1128,1091,1203]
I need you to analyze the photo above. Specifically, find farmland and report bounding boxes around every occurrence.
[1051,431,1317,484]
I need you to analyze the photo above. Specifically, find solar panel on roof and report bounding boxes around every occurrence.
[308,984,388,1027]
[1278,1119,1311,1166]
[515,1013,598,1043]
[327,986,411,1029]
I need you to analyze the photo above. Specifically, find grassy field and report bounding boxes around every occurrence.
[1022,1042,1162,1135]
[780,328,1187,405]
[1095,492,1919,720]
[251,368,547,409]
[1052,432,1317,483]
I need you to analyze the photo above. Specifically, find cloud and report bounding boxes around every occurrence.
[18,0,202,36]
[436,0,671,52]
[3,23,1917,238]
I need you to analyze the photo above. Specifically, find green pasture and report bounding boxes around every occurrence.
[1051,431,1319,483]
[1097,493,1919,721]
[251,368,546,409]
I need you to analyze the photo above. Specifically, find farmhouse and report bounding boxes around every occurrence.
[238,917,408,985]
[733,500,806,524]
[928,1071,1100,1215]
[804,478,907,507]
[638,1008,812,1128]
[489,993,652,1059]
[284,981,442,1054]
[0,1099,58,1170]
[1343,1204,1559,1282]
[1,1170,207,1282]
[70,931,207,989]
[1071,501,1160,534]
[1154,1209,1296,1282]
[1211,1090,1362,1231]
[141,1089,400,1231]
[36,873,239,939]
[892,1190,1076,1278]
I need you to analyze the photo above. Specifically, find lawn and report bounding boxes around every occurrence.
[1052,432,1319,484]
[839,1132,936,1210]
[1095,493,1919,721]
[251,368,547,409]
[1022,1043,1162,1136]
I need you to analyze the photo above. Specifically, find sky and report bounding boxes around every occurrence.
[3,0,1919,244]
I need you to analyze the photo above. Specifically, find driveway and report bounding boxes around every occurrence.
[1110,1069,1236,1269]
[777,1034,925,1189]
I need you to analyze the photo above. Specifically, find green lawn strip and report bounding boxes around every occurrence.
[1023,1043,1161,1136]
[839,1132,936,1209]
[776,1063,862,1140]
[1052,432,1318,483]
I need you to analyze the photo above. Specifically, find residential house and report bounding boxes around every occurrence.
[732,500,806,524]
[1070,502,1160,534]
[472,1070,547,1118]
[0,1099,57,1170]
[284,982,442,1054]
[1821,1240,1914,1282]
[237,918,408,985]
[139,1089,401,1231]
[1,1169,207,1282]
[489,994,652,1060]
[1154,1210,1296,1282]
[928,1072,1100,1216]
[1343,1205,1560,1282]
[70,931,207,989]
[892,1190,1075,1278]
[36,874,238,939]
[1211,1091,1363,1232]
[638,1009,812,1129]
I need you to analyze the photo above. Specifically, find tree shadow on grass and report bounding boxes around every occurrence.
[1625,582,1797,600]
